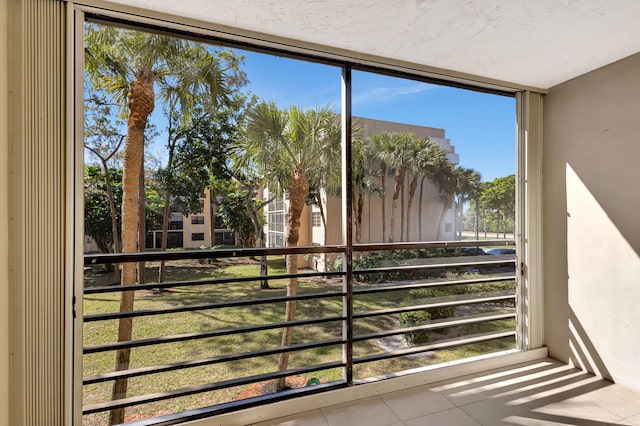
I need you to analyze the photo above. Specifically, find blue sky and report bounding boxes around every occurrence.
[238,49,516,182]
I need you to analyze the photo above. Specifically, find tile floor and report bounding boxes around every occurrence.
[250,359,640,426]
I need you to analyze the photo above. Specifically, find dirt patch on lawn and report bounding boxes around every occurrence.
[235,376,319,400]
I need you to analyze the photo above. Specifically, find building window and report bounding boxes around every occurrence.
[214,231,236,246]
[268,212,284,233]
[312,211,322,227]
[268,231,284,248]
[191,215,204,225]
[272,197,284,211]
[267,197,285,247]
[192,232,205,241]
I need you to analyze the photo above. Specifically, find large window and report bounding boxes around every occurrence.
[80,16,519,426]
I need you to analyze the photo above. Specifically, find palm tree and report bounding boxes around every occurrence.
[434,163,456,240]
[416,144,449,241]
[435,166,482,240]
[351,134,379,243]
[368,133,393,242]
[376,133,416,242]
[85,24,237,424]
[308,110,342,271]
[453,167,482,239]
[405,138,446,242]
[237,102,340,390]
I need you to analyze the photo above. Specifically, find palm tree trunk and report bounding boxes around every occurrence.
[380,162,387,242]
[100,159,121,284]
[475,201,480,240]
[418,177,426,241]
[436,194,452,240]
[110,72,154,426]
[400,172,405,242]
[455,202,462,240]
[137,160,146,285]
[406,176,418,242]
[356,191,364,244]
[276,168,308,390]
[389,168,404,243]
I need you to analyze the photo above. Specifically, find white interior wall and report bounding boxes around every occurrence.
[543,52,640,389]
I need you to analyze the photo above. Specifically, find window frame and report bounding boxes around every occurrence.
[71,4,543,425]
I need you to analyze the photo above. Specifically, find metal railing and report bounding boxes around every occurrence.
[82,240,516,425]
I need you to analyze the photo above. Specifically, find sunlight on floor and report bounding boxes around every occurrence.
[249,358,640,426]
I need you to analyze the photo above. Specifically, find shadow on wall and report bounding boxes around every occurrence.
[544,53,640,389]
[568,306,611,381]
[564,163,640,387]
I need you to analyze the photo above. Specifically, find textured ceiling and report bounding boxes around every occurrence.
[108,0,640,89]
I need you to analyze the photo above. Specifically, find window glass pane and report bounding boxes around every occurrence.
[81,18,518,426]
[351,70,517,380]
[82,20,343,425]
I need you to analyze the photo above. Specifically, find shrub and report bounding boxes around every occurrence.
[352,249,456,283]
[399,287,459,345]
[399,309,432,345]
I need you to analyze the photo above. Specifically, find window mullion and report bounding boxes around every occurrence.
[341,65,354,385]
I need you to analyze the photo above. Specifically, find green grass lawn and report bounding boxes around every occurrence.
[82,257,515,425]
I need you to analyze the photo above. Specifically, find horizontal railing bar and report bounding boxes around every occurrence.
[82,361,345,414]
[353,330,516,364]
[124,381,347,426]
[353,275,515,295]
[84,245,345,266]
[84,338,344,384]
[84,315,345,354]
[353,312,516,342]
[354,259,516,275]
[354,240,515,252]
[84,291,345,323]
[84,270,345,295]
[354,292,516,319]
[84,240,516,266]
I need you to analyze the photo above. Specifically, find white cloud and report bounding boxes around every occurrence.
[352,82,435,108]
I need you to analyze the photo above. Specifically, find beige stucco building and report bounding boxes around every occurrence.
[4,1,640,425]
[265,117,459,270]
